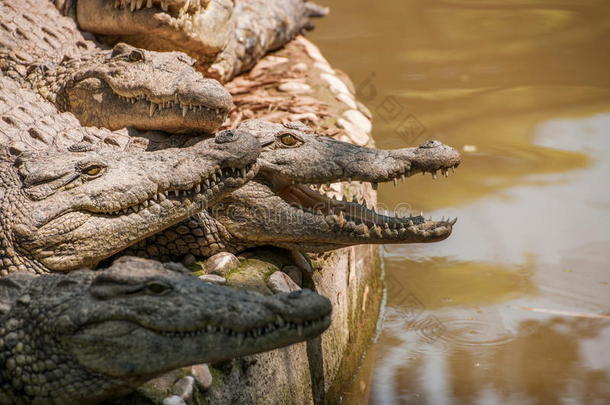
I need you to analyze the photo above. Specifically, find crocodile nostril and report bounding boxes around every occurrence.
[419,140,442,149]
[215,130,239,144]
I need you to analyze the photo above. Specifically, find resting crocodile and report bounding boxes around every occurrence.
[0,255,332,404]
[0,76,259,275]
[62,0,328,82]
[1,68,459,274]
[128,119,461,260]
[0,0,232,133]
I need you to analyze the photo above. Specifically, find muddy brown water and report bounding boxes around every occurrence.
[309,1,610,404]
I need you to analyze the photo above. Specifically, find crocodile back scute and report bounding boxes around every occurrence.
[0,75,133,153]
[0,0,98,63]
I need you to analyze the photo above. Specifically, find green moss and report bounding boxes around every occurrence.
[207,366,225,387]
[224,258,279,295]
[189,261,206,276]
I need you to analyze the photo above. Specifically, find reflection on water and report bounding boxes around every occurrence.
[309,0,610,403]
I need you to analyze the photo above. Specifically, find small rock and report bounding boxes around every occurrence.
[192,364,213,391]
[289,250,313,274]
[181,254,196,267]
[343,110,372,134]
[336,92,357,109]
[162,396,186,405]
[296,36,326,63]
[199,274,227,284]
[314,61,334,74]
[320,73,351,97]
[337,118,369,146]
[334,69,357,94]
[278,81,311,94]
[286,112,319,125]
[268,271,301,293]
[172,376,195,401]
[356,101,373,120]
[282,265,303,286]
[292,62,308,73]
[249,56,289,77]
[337,109,372,146]
[205,252,239,276]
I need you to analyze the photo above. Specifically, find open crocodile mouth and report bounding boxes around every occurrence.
[111,0,207,16]
[273,163,459,241]
[114,92,229,119]
[95,163,257,217]
[155,313,331,345]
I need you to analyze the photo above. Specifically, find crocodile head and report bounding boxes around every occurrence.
[0,256,331,404]
[31,43,233,133]
[209,120,461,252]
[74,0,233,58]
[71,0,326,82]
[0,131,259,274]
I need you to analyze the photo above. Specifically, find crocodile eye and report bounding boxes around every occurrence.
[81,164,105,178]
[145,281,171,295]
[215,130,239,144]
[278,133,300,147]
[111,43,131,58]
[128,49,145,62]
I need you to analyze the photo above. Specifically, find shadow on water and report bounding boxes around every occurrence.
[309,0,610,403]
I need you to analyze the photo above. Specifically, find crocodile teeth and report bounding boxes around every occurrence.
[149,103,157,117]
[182,105,188,117]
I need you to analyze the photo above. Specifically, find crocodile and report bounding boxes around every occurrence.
[66,0,328,82]
[0,76,260,275]
[0,0,232,133]
[0,255,332,404]
[1,70,459,273]
[128,119,461,260]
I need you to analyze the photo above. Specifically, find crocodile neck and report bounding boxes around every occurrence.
[0,167,48,276]
[1,54,87,111]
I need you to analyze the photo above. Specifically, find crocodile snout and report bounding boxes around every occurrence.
[209,129,261,167]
